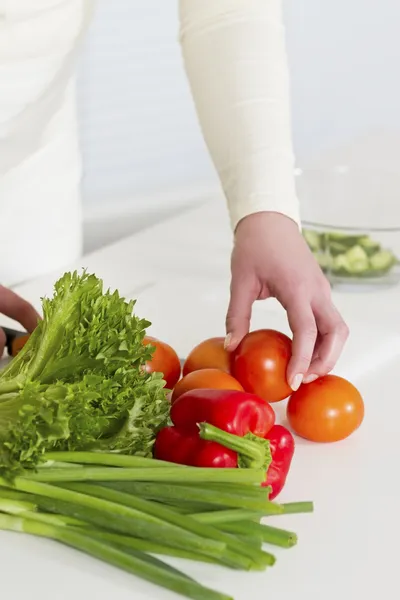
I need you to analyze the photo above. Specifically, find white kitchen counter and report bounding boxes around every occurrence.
[1,199,400,600]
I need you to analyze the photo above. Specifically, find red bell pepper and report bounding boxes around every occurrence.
[154,389,295,499]
[263,425,295,500]
[154,389,275,470]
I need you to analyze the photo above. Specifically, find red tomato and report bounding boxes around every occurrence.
[171,368,244,403]
[287,374,364,443]
[232,329,292,403]
[183,337,231,376]
[143,336,181,390]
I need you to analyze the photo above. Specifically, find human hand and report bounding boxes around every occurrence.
[0,286,40,355]
[225,212,349,391]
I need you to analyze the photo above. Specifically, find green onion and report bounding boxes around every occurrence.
[0,449,314,599]
[220,522,298,548]
[61,482,250,552]
[100,481,283,512]
[191,509,264,524]
[87,530,254,571]
[186,482,272,498]
[281,502,314,514]
[0,479,226,559]
[21,466,265,485]
[0,514,232,600]
[61,483,275,571]
[43,451,180,469]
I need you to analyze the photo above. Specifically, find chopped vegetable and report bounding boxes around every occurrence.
[303,229,399,279]
[0,271,170,474]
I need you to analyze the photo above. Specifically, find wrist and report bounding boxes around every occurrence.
[235,211,301,238]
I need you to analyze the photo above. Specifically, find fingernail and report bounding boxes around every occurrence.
[224,333,232,350]
[303,374,318,384]
[290,373,303,391]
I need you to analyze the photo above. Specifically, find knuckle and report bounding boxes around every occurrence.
[328,317,349,340]
[337,320,350,340]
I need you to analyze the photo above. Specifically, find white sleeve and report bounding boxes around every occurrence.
[179,0,300,231]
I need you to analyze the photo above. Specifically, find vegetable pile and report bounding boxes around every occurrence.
[0,270,365,599]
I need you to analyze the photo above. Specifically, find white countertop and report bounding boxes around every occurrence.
[1,200,400,600]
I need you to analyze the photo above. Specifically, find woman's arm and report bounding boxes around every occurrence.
[178,0,349,389]
[178,0,299,231]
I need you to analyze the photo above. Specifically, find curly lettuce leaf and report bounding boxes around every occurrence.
[0,271,169,474]
[0,271,153,387]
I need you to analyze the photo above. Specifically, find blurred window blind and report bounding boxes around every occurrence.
[77,0,216,207]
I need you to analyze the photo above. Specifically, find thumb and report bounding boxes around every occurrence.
[225,276,257,351]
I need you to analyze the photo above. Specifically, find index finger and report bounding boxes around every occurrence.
[0,286,40,332]
[225,275,258,351]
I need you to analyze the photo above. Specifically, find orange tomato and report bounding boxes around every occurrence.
[286,374,364,443]
[11,334,30,357]
[232,329,292,403]
[143,336,181,390]
[171,368,244,403]
[183,337,231,376]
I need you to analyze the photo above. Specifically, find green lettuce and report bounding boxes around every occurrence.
[0,271,170,474]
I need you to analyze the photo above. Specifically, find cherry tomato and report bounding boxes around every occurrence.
[143,336,181,390]
[232,329,292,403]
[286,374,364,443]
[183,337,231,376]
[11,334,30,357]
[171,368,244,403]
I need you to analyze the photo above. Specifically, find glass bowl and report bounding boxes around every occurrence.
[295,166,400,290]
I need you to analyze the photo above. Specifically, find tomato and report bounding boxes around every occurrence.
[183,337,231,376]
[232,329,292,403]
[143,336,181,390]
[171,368,244,403]
[286,374,364,443]
[11,333,30,357]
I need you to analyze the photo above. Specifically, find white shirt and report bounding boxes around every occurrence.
[0,0,299,283]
